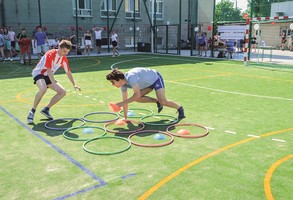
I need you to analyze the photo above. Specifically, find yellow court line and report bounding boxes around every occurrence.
[138,127,293,200]
[264,154,293,200]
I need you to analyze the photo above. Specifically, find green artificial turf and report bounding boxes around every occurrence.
[0,54,292,200]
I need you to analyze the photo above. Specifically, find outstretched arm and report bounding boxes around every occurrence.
[66,71,81,91]
[117,84,141,107]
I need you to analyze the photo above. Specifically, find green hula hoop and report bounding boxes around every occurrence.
[63,126,106,141]
[140,114,178,126]
[83,136,131,155]
[119,108,153,118]
[82,111,119,123]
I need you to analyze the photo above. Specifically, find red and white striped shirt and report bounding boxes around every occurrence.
[32,49,70,78]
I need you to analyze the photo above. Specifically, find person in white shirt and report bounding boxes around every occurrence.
[111,30,119,57]
[93,26,103,54]
[8,26,17,56]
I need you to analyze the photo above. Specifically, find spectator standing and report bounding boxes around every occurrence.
[83,29,92,55]
[34,26,48,60]
[8,26,17,57]
[17,28,27,64]
[0,29,5,62]
[67,35,78,55]
[281,31,287,51]
[19,35,32,65]
[3,27,13,61]
[93,26,103,54]
[290,33,293,51]
[250,34,257,53]
[111,30,119,57]
[199,32,207,57]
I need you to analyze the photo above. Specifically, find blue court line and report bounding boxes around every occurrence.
[54,184,103,200]
[1,106,107,193]
[55,173,137,200]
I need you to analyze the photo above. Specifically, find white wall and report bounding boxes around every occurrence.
[271,1,293,16]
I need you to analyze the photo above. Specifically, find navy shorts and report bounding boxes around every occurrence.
[33,74,54,85]
[151,73,165,91]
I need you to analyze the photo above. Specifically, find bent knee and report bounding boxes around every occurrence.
[38,87,48,95]
[158,100,168,105]
[57,89,66,96]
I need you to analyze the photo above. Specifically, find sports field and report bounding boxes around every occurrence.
[0,54,292,200]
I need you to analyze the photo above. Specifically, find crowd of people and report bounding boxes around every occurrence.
[0,25,121,63]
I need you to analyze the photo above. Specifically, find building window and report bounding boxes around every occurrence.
[72,0,92,17]
[125,0,141,19]
[101,0,117,18]
[150,0,163,19]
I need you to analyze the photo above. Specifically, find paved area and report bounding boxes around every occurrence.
[2,48,292,66]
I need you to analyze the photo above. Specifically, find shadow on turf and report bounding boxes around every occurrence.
[30,117,182,138]
[32,121,63,137]
[114,120,180,138]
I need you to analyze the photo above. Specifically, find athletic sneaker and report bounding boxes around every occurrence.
[27,111,35,123]
[41,107,53,120]
[157,102,163,113]
[177,106,186,119]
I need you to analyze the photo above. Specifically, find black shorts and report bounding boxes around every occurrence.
[11,41,16,48]
[199,42,206,47]
[33,74,55,85]
[96,39,102,47]
[112,41,118,47]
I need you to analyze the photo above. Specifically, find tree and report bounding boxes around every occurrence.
[215,0,242,22]
[247,0,288,17]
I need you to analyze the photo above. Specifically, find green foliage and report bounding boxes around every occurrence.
[215,0,243,22]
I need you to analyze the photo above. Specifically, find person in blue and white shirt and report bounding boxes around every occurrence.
[106,67,185,120]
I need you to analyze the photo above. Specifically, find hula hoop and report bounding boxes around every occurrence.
[63,126,106,141]
[140,114,178,126]
[44,118,85,131]
[83,136,131,155]
[82,111,119,123]
[104,119,145,134]
[119,108,153,118]
[128,130,174,147]
[166,123,209,138]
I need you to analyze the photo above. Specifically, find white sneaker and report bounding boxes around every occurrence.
[112,55,116,57]
[20,59,24,64]
[27,111,35,123]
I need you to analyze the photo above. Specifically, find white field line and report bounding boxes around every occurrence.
[205,127,215,130]
[247,134,260,138]
[272,138,286,142]
[225,130,237,134]
[111,57,159,69]
[168,81,293,101]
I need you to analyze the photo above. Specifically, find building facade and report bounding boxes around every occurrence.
[0,0,214,50]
